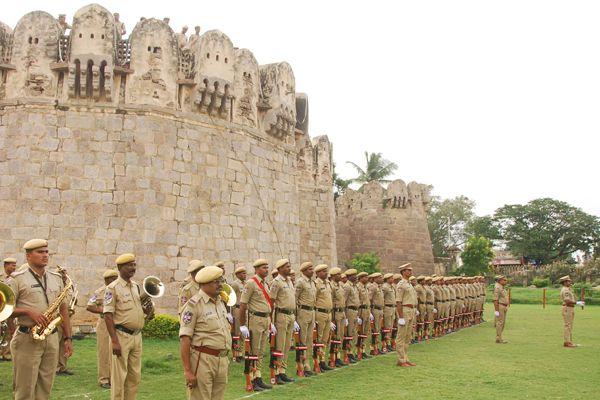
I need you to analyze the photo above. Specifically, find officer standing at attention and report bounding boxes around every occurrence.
[356,271,372,358]
[230,266,247,361]
[178,260,205,314]
[238,259,275,391]
[7,239,73,400]
[295,261,317,376]
[493,275,509,344]
[179,266,232,400]
[314,264,334,371]
[395,263,417,367]
[86,269,119,389]
[343,269,360,363]
[558,275,584,348]
[368,272,384,354]
[104,253,153,400]
[381,273,396,351]
[269,259,297,383]
[329,267,347,366]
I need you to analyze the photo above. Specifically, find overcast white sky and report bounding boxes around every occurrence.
[4,1,599,216]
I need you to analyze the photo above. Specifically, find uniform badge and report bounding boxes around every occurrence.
[182,310,193,325]
[90,294,97,303]
[104,291,113,305]
[181,296,187,305]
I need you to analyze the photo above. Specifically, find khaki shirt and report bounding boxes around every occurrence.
[493,283,508,305]
[343,281,360,308]
[382,282,395,305]
[230,277,245,306]
[103,277,145,331]
[357,282,370,307]
[395,279,417,306]
[7,267,65,328]
[87,285,107,317]
[295,275,316,308]
[178,281,199,314]
[448,285,456,301]
[415,284,426,304]
[179,289,232,350]
[331,280,346,309]
[368,283,384,307]
[442,286,451,302]
[315,277,333,310]
[560,287,575,305]
[425,286,435,306]
[240,276,271,313]
[270,275,296,310]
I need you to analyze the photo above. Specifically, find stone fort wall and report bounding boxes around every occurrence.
[0,4,336,317]
[335,180,434,275]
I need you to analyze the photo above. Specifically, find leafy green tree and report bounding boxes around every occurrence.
[427,195,476,257]
[465,215,501,241]
[494,198,600,264]
[346,152,398,184]
[459,236,495,276]
[345,252,381,274]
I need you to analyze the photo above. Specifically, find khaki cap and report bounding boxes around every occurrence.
[3,257,16,263]
[356,271,368,278]
[275,259,290,269]
[369,272,382,278]
[416,275,425,281]
[234,266,247,275]
[253,259,269,268]
[215,260,225,267]
[196,266,223,284]
[103,269,119,279]
[398,263,412,272]
[300,262,313,271]
[409,276,416,281]
[424,276,432,281]
[329,267,342,275]
[315,264,328,273]
[23,239,48,251]
[559,275,571,283]
[392,273,402,280]
[383,273,393,279]
[187,260,205,273]
[345,269,357,276]
[115,253,135,265]
[495,275,506,281]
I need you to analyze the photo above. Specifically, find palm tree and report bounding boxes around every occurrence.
[346,152,398,184]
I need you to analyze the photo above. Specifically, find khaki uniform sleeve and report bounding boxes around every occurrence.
[179,301,198,338]
[493,285,500,302]
[395,284,405,304]
[103,285,116,313]
[270,280,281,302]
[240,281,253,304]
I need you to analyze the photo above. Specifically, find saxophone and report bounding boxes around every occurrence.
[31,266,73,341]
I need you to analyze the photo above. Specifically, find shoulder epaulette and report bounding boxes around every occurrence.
[188,294,200,305]
[11,269,27,277]
[48,270,62,278]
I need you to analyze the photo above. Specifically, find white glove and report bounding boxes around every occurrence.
[226,313,234,324]
[494,311,500,317]
[398,318,406,326]
[330,322,336,331]
[433,308,438,314]
[357,317,363,325]
[369,313,374,322]
[270,323,277,335]
[344,318,349,327]
[240,325,250,338]
[462,305,466,309]
[294,321,300,332]
[415,310,420,316]
[576,301,585,306]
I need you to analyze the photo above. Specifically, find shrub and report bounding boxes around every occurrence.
[345,252,381,274]
[532,278,550,288]
[143,314,180,339]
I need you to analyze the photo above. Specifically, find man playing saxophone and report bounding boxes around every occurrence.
[6,238,73,400]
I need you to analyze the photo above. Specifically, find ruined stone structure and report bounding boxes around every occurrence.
[335,180,435,275]
[0,4,336,316]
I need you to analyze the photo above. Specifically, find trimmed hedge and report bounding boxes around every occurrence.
[143,314,180,339]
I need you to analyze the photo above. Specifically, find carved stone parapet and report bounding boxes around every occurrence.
[0,30,13,63]
[178,49,195,80]
[116,39,130,67]
[193,76,233,119]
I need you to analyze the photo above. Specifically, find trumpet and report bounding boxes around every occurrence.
[140,276,165,320]
[219,283,237,307]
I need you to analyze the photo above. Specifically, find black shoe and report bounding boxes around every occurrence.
[252,380,264,392]
[280,373,295,383]
[361,353,371,359]
[256,377,272,389]
[320,361,332,371]
[335,359,347,367]
[303,370,314,377]
[100,383,111,389]
[348,356,357,364]
[276,374,286,385]
[57,370,74,376]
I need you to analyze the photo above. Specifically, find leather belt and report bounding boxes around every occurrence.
[316,308,331,313]
[384,304,395,307]
[346,306,358,311]
[402,304,415,308]
[115,324,141,335]
[192,345,228,357]
[275,308,294,315]
[249,310,269,317]
[333,307,344,312]
[359,305,368,309]
[18,325,56,334]
[299,305,314,311]
[371,305,383,310]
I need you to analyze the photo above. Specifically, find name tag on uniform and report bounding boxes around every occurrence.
[31,284,42,288]
[203,311,215,317]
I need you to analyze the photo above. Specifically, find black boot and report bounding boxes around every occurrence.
[320,361,332,371]
[280,373,295,383]
[252,379,264,392]
[276,374,286,385]
[348,354,357,363]
[303,370,315,377]
[256,377,272,389]
[335,359,347,367]
[362,352,371,359]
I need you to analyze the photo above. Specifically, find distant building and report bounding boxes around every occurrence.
[491,250,525,274]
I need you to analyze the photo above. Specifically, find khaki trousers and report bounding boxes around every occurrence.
[297,308,315,371]
[274,312,294,374]
[111,330,142,400]
[358,309,371,353]
[332,311,346,358]
[345,309,358,353]
[56,330,68,372]
[371,309,383,349]
[383,306,395,332]
[495,305,508,341]
[315,310,332,362]
[97,318,111,385]
[396,308,416,363]
[188,351,229,400]
[562,306,574,343]
[248,314,269,379]
[11,329,59,400]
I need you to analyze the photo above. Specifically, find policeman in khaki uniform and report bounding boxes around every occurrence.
[423,277,436,338]
[86,269,119,389]
[104,253,153,400]
[395,263,417,367]
[178,260,205,314]
[314,264,334,371]
[238,259,275,391]
[493,275,509,344]
[414,276,427,341]
[1,257,17,361]
[381,273,396,351]
[329,267,347,367]
[295,261,317,375]
[368,272,384,354]
[269,259,296,384]
[559,276,584,347]
[230,266,247,361]
[179,266,231,400]
[8,239,73,400]
[356,271,372,358]
[343,269,360,363]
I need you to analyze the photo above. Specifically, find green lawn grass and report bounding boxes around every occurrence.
[1,304,598,399]
[486,286,600,305]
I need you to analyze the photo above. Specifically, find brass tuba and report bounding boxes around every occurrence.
[0,282,16,348]
[219,283,237,307]
[140,276,164,309]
